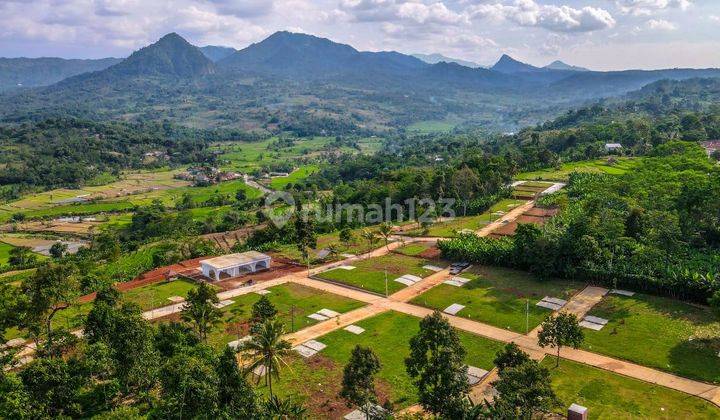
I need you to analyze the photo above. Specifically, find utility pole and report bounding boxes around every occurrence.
[385,269,388,297]
[526,299,529,334]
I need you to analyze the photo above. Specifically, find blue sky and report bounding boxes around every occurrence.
[0,0,717,70]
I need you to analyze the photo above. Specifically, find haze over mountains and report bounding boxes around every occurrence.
[1,31,719,133]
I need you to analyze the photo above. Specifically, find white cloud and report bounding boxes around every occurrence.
[646,18,677,30]
[614,0,692,16]
[709,15,720,23]
[470,1,616,33]
[205,0,276,18]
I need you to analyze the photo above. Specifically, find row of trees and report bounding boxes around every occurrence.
[440,141,720,304]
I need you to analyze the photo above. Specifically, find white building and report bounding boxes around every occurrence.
[199,251,271,281]
[605,143,622,152]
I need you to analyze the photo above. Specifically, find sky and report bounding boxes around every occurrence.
[0,0,718,70]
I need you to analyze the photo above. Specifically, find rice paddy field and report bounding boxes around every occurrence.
[516,157,639,181]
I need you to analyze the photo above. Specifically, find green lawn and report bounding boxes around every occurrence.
[269,165,319,190]
[123,278,201,311]
[0,242,15,265]
[405,199,526,237]
[266,311,505,416]
[272,226,379,263]
[212,137,336,173]
[205,282,364,348]
[544,359,720,419]
[582,293,720,384]
[406,120,457,133]
[316,253,437,295]
[516,157,639,181]
[393,242,435,257]
[411,266,583,333]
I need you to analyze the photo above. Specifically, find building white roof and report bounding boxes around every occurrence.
[200,251,271,270]
[605,143,622,148]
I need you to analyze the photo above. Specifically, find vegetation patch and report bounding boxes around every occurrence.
[516,157,639,181]
[411,266,582,333]
[582,293,720,384]
[544,358,720,419]
[316,253,437,295]
[405,199,526,238]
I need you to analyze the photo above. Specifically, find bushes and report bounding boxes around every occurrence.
[438,234,514,266]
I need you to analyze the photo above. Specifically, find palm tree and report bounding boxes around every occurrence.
[377,222,393,251]
[262,395,307,419]
[240,319,292,398]
[360,229,379,255]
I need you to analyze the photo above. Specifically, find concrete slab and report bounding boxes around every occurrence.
[611,289,635,296]
[341,253,356,258]
[344,325,365,335]
[423,264,445,272]
[394,277,416,286]
[401,274,423,283]
[536,301,563,310]
[167,295,185,303]
[337,265,356,270]
[584,315,608,325]
[443,279,466,287]
[317,308,341,318]
[308,313,329,321]
[254,289,271,295]
[579,320,604,331]
[452,276,471,284]
[227,336,251,350]
[212,299,234,309]
[293,345,318,358]
[444,303,465,315]
[542,297,568,306]
[302,340,327,352]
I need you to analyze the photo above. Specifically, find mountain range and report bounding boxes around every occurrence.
[1,31,719,133]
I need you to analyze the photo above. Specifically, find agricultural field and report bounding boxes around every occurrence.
[581,293,720,384]
[404,199,526,237]
[545,359,720,419]
[516,157,639,181]
[268,165,320,190]
[271,226,383,263]
[406,120,457,133]
[410,266,582,333]
[204,282,365,348]
[261,311,505,417]
[0,241,15,265]
[315,252,440,295]
[212,137,334,173]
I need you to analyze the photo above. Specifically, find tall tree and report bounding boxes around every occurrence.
[20,263,79,354]
[340,345,382,418]
[216,347,258,418]
[240,319,292,398]
[158,351,220,419]
[377,223,393,251]
[537,312,584,367]
[490,359,557,419]
[493,342,532,372]
[181,282,222,341]
[405,311,469,418]
[250,296,277,334]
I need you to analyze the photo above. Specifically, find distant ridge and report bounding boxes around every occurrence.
[98,33,215,79]
[412,53,482,68]
[0,57,122,91]
[200,45,237,62]
[544,60,589,72]
[491,54,541,73]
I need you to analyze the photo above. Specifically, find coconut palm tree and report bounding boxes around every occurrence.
[377,222,394,251]
[360,229,379,255]
[240,319,292,398]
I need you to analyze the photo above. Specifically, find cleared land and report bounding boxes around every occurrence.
[582,293,720,384]
[316,253,438,295]
[410,266,582,333]
[268,165,320,190]
[545,359,720,419]
[404,199,526,237]
[262,311,505,417]
[516,157,639,181]
[205,282,365,348]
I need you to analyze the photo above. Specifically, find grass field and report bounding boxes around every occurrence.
[544,359,720,419]
[405,199,526,237]
[516,157,639,181]
[213,137,334,173]
[264,311,505,416]
[0,241,15,265]
[582,293,720,384]
[393,242,436,257]
[272,226,384,263]
[268,165,320,190]
[406,120,457,133]
[123,278,201,311]
[205,283,365,348]
[411,266,583,333]
[316,253,438,295]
